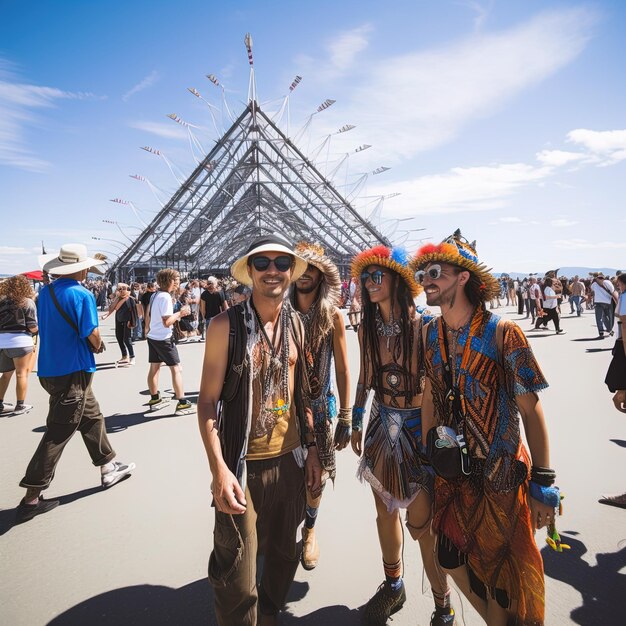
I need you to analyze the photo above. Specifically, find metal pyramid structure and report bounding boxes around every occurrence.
[108,101,391,282]
[108,33,393,283]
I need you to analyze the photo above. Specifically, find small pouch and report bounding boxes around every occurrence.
[426,425,471,480]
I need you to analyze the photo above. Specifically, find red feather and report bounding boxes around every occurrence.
[416,243,439,256]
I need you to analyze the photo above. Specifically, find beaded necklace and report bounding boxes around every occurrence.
[375,308,402,350]
[250,299,291,433]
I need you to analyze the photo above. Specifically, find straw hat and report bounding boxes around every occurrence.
[411,229,500,301]
[293,241,342,305]
[351,245,422,298]
[230,235,307,287]
[39,244,106,276]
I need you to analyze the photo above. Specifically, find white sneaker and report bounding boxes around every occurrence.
[11,404,33,415]
[101,461,136,488]
[128,357,136,366]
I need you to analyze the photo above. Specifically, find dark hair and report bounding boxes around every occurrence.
[449,266,486,308]
[544,277,553,287]
[361,268,415,397]
[617,274,626,288]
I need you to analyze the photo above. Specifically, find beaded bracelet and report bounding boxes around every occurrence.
[338,407,352,426]
[530,466,556,487]
[352,406,365,431]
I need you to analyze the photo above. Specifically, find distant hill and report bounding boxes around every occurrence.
[496,267,620,279]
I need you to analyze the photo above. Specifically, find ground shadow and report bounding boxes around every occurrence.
[46,577,359,626]
[610,439,626,448]
[105,410,181,433]
[543,532,626,625]
[30,405,198,435]
[585,348,613,353]
[572,337,607,342]
[47,579,214,625]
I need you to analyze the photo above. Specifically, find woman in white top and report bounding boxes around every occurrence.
[536,277,564,334]
[0,275,38,415]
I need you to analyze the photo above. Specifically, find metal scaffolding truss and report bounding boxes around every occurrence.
[107,101,391,281]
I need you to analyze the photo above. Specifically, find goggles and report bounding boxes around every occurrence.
[250,255,293,272]
[414,264,443,284]
[360,270,386,285]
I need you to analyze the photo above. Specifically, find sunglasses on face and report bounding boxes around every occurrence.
[414,264,443,284]
[250,255,293,272]
[360,270,386,285]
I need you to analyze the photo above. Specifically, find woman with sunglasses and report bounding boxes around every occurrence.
[350,245,453,626]
[101,283,138,366]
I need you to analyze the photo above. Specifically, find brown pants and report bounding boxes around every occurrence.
[209,452,306,626]
[20,370,115,489]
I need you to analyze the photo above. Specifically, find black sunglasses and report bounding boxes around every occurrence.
[360,270,386,285]
[250,255,293,272]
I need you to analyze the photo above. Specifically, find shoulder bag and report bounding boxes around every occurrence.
[48,285,105,354]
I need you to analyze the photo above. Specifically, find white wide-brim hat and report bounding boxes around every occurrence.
[39,243,107,276]
[230,236,307,287]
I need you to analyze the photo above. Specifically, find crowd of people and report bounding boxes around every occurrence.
[1,235,624,626]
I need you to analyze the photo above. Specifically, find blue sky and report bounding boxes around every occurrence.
[1,0,625,274]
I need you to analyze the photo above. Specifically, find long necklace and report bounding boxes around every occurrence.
[251,299,291,431]
[443,310,474,384]
[376,307,402,350]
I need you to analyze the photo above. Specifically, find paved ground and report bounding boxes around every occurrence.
[1,304,625,625]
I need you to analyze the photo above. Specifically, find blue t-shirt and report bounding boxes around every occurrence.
[37,278,99,377]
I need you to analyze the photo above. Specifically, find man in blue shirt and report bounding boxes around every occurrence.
[16,244,135,524]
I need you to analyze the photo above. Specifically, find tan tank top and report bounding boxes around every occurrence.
[246,330,301,460]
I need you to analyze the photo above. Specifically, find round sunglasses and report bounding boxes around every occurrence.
[250,255,293,272]
[414,264,443,284]
[360,270,386,285]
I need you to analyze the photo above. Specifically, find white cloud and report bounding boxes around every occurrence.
[129,121,187,140]
[499,216,522,223]
[0,60,100,171]
[553,238,626,250]
[0,246,31,255]
[567,129,626,165]
[315,7,596,163]
[536,149,587,167]
[550,218,578,227]
[369,162,551,215]
[567,128,626,153]
[122,70,159,102]
[327,24,372,73]
[457,0,494,31]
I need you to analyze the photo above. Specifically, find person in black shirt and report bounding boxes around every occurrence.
[199,277,228,340]
[139,282,157,341]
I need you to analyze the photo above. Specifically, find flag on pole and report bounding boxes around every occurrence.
[244,33,254,66]
[337,124,355,133]
[206,74,220,86]
[289,75,302,92]
[317,99,336,112]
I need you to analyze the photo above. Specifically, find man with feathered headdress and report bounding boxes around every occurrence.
[290,242,351,571]
[414,229,559,626]
[350,244,453,626]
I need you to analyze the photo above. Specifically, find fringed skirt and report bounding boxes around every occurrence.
[311,391,338,483]
[357,400,432,512]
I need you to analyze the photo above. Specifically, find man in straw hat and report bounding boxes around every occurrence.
[414,229,560,626]
[290,241,351,571]
[350,245,453,626]
[15,244,135,524]
[197,235,322,626]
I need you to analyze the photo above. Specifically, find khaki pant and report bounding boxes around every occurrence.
[20,371,115,489]
[209,452,306,626]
